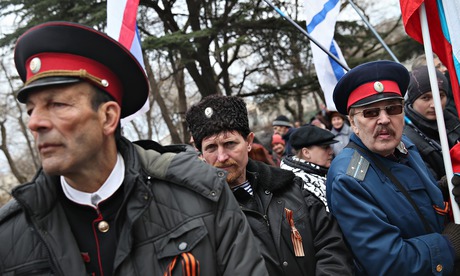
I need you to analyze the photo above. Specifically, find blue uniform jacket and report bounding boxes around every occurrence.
[326,133,454,275]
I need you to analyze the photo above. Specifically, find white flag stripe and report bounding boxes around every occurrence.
[107,0,128,40]
[107,0,150,125]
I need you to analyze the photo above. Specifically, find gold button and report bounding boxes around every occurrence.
[98,221,109,233]
[436,264,443,272]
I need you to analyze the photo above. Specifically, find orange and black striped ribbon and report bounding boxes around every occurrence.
[433,201,450,216]
[285,208,305,257]
[163,252,200,276]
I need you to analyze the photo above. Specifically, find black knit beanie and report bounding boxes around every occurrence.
[185,95,250,151]
[407,66,448,104]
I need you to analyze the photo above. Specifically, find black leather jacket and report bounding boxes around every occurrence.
[235,159,354,275]
[0,138,267,275]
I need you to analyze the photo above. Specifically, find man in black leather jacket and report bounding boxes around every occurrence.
[186,95,353,275]
[0,21,267,276]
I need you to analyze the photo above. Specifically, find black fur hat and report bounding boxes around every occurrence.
[185,95,250,151]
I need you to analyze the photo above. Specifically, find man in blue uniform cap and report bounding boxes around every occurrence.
[0,21,267,275]
[327,60,460,275]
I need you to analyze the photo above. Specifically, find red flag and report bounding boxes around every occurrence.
[400,0,460,115]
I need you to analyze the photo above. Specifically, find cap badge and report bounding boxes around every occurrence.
[29,57,41,74]
[204,107,213,118]
[373,81,384,93]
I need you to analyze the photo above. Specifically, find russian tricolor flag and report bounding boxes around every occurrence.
[107,0,149,124]
[400,0,460,116]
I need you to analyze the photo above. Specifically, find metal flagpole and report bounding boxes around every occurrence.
[347,0,400,63]
[262,0,350,71]
[419,3,460,223]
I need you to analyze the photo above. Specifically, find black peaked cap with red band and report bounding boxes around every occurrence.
[333,60,410,115]
[14,21,149,118]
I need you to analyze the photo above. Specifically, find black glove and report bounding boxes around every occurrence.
[452,174,460,205]
[443,223,460,260]
[438,175,449,201]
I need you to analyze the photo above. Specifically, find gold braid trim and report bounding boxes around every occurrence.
[25,69,106,87]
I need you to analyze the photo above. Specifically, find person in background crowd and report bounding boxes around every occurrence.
[327,60,460,275]
[404,66,460,181]
[412,53,457,117]
[272,115,296,155]
[310,118,327,129]
[294,120,302,128]
[186,95,354,275]
[412,53,447,74]
[249,142,277,166]
[280,125,337,211]
[328,111,352,156]
[0,21,267,275]
[318,103,332,129]
[271,133,286,166]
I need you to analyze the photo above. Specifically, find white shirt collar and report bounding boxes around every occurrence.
[61,153,125,208]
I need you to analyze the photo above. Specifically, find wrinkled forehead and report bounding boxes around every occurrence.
[25,81,94,105]
[203,130,244,143]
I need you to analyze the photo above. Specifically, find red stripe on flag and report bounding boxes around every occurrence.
[400,0,460,115]
[118,0,140,50]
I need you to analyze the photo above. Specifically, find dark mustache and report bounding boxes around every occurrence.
[373,126,395,138]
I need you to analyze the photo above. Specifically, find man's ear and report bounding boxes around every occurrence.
[99,101,121,135]
[246,132,255,151]
[301,147,311,160]
[348,115,359,135]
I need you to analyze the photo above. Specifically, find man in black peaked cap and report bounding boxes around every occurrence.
[186,94,353,275]
[0,21,267,276]
[326,60,460,275]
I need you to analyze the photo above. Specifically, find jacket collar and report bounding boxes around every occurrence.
[12,137,143,219]
[246,159,296,192]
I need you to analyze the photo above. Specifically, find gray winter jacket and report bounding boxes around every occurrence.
[0,138,267,275]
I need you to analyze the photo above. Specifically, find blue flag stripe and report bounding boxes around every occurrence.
[328,41,345,80]
[306,0,339,33]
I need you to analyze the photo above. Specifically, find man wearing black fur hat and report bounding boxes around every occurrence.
[327,60,460,275]
[186,95,353,275]
[0,22,267,275]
